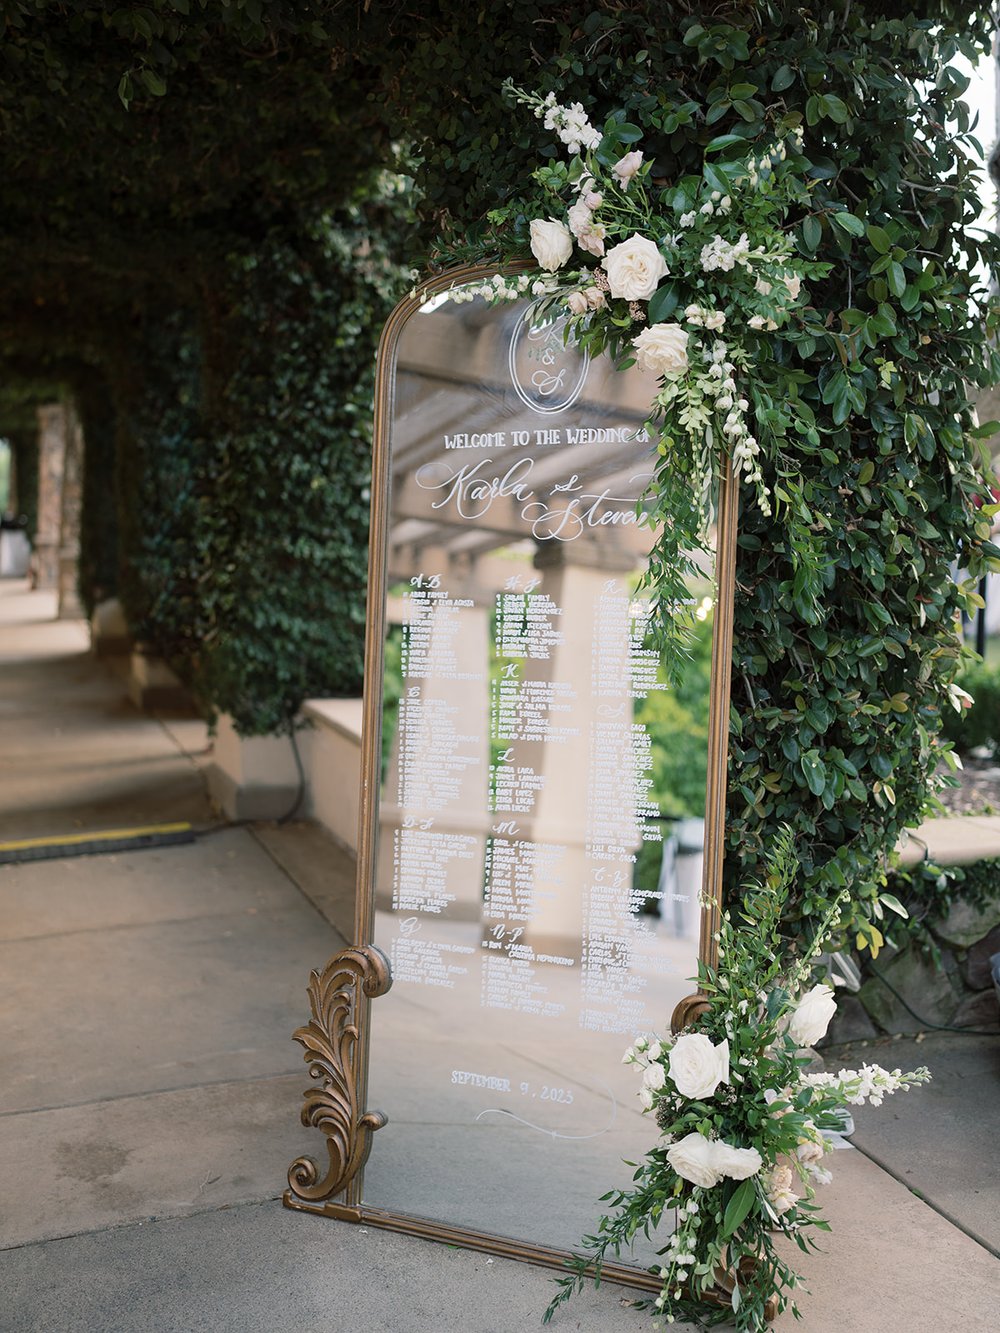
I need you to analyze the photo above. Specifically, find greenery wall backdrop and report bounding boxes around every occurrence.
[1,1,997,948]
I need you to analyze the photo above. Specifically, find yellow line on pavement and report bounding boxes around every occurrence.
[0,822,192,853]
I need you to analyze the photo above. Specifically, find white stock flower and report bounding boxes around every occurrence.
[632,323,689,377]
[529,218,573,271]
[704,309,726,331]
[667,1033,730,1100]
[665,1132,724,1188]
[679,210,697,228]
[602,232,669,300]
[612,149,644,184]
[783,273,802,299]
[788,983,837,1047]
[700,232,752,273]
[755,277,773,296]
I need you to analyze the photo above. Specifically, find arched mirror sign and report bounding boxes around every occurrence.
[285,267,738,1284]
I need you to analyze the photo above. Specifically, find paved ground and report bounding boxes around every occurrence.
[1,580,998,1332]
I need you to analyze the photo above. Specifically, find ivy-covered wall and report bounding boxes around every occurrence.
[366,0,1000,945]
[1,1,997,950]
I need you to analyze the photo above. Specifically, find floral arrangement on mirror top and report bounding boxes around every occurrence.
[544,833,930,1333]
[439,82,831,666]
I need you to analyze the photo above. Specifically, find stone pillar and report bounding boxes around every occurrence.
[33,403,67,591]
[57,403,84,618]
[4,440,17,514]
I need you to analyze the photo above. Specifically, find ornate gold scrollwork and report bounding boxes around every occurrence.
[285,944,392,1205]
[671,992,711,1033]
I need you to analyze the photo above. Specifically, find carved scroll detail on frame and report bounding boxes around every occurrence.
[671,992,711,1033]
[286,944,392,1204]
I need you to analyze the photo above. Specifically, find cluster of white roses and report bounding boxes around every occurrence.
[624,981,844,1202]
[624,1032,763,1188]
[493,85,819,533]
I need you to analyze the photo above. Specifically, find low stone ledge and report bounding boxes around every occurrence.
[127,645,193,712]
[301,697,363,854]
[90,596,131,658]
[206,714,304,822]
[897,814,1000,868]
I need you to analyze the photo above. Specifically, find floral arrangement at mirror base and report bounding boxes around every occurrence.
[544,831,930,1332]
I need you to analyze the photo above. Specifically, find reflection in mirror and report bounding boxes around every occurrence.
[363,282,720,1260]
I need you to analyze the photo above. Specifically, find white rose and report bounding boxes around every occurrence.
[668,1033,730,1100]
[566,290,589,315]
[639,1085,655,1110]
[647,1041,662,1061]
[530,218,573,271]
[788,983,837,1047]
[632,323,689,377]
[643,1061,666,1090]
[567,200,592,239]
[602,232,668,300]
[712,1141,763,1180]
[585,287,606,310]
[704,310,726,331]
[612,150,643,185]
[666,1132,724,1188]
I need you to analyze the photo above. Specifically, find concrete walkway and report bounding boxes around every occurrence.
[1,579,997,1332]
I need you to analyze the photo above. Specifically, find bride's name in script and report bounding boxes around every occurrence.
[415,457,651,542]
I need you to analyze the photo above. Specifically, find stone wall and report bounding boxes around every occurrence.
[828,885,1000,1041]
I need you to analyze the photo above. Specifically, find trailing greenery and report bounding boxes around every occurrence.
[545,832,929,1331]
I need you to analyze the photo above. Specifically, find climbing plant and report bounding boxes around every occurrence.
[367,0,1000,948]
[1,1,998,953]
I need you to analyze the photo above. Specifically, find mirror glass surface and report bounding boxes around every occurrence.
[362,285,716,1258]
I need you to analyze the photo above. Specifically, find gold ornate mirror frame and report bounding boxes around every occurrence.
[284,265,739,1295]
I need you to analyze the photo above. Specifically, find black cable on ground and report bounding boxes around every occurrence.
[276,725,306,825]
[867,959,1000,1038]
